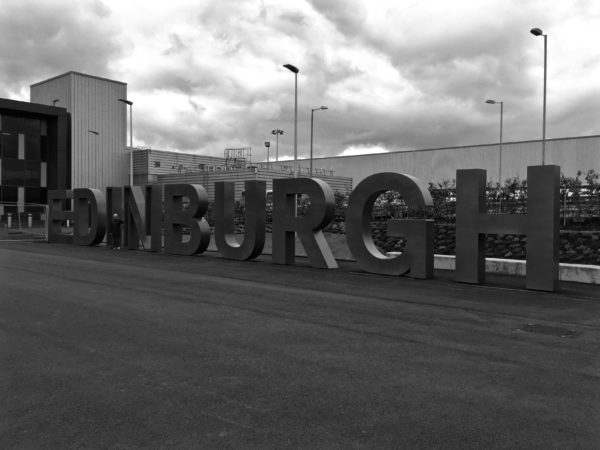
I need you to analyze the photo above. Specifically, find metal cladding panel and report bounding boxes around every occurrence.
[302,135,600,186]
[134,149,237,177]
[156,169,351,201]
[31,72,128,191]
[31,75,72,110]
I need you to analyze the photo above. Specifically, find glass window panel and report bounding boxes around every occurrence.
[25,160,41,186]
[23,118,41,136]
[1,133,18,158]
[1,158,25,186]
[1,115,23,133]
[25,187,43,204]
[25,134,41,160]
[2,186,18,203]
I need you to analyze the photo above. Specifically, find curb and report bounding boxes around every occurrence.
[433,255,600,285]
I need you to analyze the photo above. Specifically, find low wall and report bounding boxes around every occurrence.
[322,222,600,266]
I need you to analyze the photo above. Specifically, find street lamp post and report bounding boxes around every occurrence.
[283,64,299,176]
[271,129,283,163]
[486,99,504,211]
[530,27,547,165]
[264,141,271,169]
[118,98,134,185]
[310,106,328,177]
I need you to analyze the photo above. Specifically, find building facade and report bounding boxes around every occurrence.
[30,71,129,191]
[0,98,69,218]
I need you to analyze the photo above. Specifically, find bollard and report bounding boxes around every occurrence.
[28,213,33,228]
[7,213,12,228]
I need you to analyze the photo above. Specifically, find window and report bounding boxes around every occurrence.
[25,135,41,160]
[1,186,18,203]
[2,158,25,185]
[198,163,205,170]
[25,161,41,186]
[1,133,19,158]
[154,161,161,167]
[25,187,46,204]
[1,115,23,133]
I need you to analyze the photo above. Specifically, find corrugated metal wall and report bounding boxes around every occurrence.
[156,168,352,200]
[31,72,128,191]
[297,135,600,186]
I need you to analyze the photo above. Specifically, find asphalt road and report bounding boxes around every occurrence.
[1,242,599,449]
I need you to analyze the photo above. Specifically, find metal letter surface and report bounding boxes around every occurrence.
[272,178,338,269]
[455,165,559,291]
[345,173,434,277]
[123,186,161,251]
[214,181,266,260]
[73,188,106,246]
[47,190,74,244]
[164,184,211,255]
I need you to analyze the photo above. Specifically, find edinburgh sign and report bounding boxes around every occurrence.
[48,165,560,291]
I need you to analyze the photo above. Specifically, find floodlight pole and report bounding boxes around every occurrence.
[530,28,547,165]
[283,64,299,176]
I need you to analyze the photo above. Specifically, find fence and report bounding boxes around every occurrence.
[0,203,49,241]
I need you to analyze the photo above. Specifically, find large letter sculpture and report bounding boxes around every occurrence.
[346,173,434,278]
[456,165,560,291]
[272,178,337,269]
[164,184,211,255]
[214,181,266,260]
[73,188,106,246]
[47,190,74,244]
[123,185,162,251]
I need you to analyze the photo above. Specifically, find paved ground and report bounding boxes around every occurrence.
[1,241,599,449]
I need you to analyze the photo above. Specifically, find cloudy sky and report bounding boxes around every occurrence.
[1,0,599,161]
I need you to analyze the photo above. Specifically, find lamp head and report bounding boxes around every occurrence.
[485,99,496,104]
[283,64,299,74]
[530,27,544,36]
[118,98,133,105]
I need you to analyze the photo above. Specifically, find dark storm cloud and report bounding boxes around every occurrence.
[0,1,123,97]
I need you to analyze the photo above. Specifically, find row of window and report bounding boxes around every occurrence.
[0,186,46,204]
[0,133,48,161]
[153,161,236,172]
[1,158,45,187]
[0,115,47,136]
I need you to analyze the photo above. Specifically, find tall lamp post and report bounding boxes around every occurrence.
[271,128,283,162]
[264,141,271,169]
[310,106,328,177]
[486,99,504,211]
[118,98,134,185]
[530,27,547,165]
[283,64,299,176]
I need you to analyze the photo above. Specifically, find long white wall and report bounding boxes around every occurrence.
[299,135,600,186]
